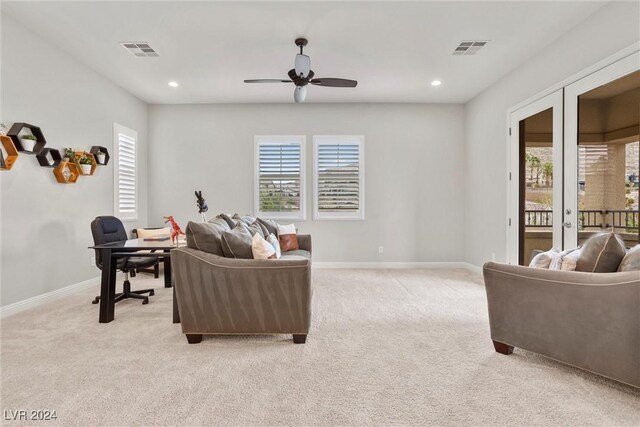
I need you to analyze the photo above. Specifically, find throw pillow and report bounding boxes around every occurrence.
[529,248,560,269]
[220,223,254,259]
[266,234,282,259]
[232,213,257,227]
[185,218,230,256]
[560,248,582,271]
[576,232,626,272]
[257,217,279,237]
[549,247,580,270]
[136,227,170,239]
[278,223,299,252]
[216,213,237,229]
[253,220,270,238]
[618,245,640,272]
[251,233,276,260]
[245,221,265,238]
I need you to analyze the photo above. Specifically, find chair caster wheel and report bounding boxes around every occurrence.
[142,299,149,305]
[92,297,100,304]
[149,290,155,296]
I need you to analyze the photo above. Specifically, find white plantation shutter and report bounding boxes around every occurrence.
[114,124,137,220]
[254,136,306,220]
[314,136,364,220]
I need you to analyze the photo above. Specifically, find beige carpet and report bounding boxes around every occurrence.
[1,268,638,426]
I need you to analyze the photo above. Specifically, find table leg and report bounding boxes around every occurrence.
[99,248,117,323]
[173,285,180,324]
[164,250,172,288]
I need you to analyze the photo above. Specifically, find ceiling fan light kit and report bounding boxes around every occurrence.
[244,38,357,103]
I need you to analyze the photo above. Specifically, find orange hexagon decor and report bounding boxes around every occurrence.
[0,135,19,170]
[53,160,80,184]
[73,151,97,176]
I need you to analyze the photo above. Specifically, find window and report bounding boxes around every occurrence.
[313,136,364,220]
[113,123,137,221]
[254,136,306,220]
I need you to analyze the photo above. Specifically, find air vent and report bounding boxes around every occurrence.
[121,42,159,57]
[452,41,488,56]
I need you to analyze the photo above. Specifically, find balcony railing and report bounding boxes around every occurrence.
[525,209,639,231]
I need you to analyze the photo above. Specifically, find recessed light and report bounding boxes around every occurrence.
[431,80,442,86]
[168,81,179,88]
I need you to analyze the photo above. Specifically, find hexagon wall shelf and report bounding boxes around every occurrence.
[90,146,110,166]
[0,135,19,170]
[36,148,63,168]
[53,160,80,184]
[73,151,97,176]
[7,122,47,154]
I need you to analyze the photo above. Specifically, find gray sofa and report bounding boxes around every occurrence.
[483,262,640,388]
[172,235,312,344]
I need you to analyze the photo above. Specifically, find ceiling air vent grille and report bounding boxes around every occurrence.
[121,42,159,57]
[452,41,488,56]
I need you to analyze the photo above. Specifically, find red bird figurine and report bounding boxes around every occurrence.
[163,215,185,245]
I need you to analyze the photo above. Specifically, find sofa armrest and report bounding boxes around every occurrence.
[483,261,640,387]
[297,234,312,254]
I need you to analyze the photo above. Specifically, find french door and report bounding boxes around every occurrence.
[508,90,563,265]
[508,51,640,264]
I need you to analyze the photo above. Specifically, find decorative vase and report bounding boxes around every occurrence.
[21,138,36,151]
[96,153,106,164]
[80,164,92,175]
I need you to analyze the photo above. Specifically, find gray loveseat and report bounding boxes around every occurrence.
[172,233,312,344]
[483,262,640,388]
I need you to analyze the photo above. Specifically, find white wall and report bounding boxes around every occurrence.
[464,1,640,267]
[0,16,149,306]
[148,103,465,262]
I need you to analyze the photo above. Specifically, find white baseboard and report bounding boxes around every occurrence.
[313,261,476,270]
[1,276,100,319]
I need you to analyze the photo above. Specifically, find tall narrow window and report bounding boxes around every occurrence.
[313,136,364,220]
[254,136,305,220]
[114,123,137,221]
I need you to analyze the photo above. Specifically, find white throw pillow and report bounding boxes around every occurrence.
[561,248,582,271]
[529,247,560,269]
[266,234,281,259]
[136,227,170,238]
[251,233,276,260]
[277,223,296,235]
[549,247,580,270]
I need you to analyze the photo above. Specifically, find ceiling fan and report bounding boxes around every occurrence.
[244,38,358,103]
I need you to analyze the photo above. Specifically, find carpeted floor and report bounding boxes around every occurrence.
[1,268,638,426]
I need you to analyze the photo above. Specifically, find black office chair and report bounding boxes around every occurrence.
[91,216,157,305]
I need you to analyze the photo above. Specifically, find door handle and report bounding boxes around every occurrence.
[563,221,572,228]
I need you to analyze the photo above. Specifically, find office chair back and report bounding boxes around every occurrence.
[91,216,128,269]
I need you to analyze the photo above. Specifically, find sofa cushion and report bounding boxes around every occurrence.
[216,213,237,229]
[282,249,310,260]
[185,218,230,256]
[267,234,282,259]
[618,245,640,272]
[529,248,559,269]
[232,213,257,227]
[221,223,254,259]
[257,217,279,237]
[576,232,626,273]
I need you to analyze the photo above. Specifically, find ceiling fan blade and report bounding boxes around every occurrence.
[244,79,291,83]
[310,78,357,88]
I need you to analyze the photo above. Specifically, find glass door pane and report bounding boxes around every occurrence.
[520,108,555,265]
[576,70,640,247]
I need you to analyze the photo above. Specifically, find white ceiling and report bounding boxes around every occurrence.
[2,1,607,104]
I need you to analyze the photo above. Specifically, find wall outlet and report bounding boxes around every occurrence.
[378,246,384,255]
[90,256,96,267]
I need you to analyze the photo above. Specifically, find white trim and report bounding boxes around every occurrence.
[1,276,100,318]
[507,90,563,265]
[563,52,640,248]
[254,135,306,221]
[313,135,365,220]
[113,123,138,221]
